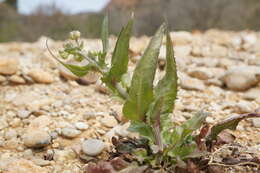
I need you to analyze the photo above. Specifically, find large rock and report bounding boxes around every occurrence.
[0,158,48,173]
[28,69,54,84]
[221,67,258,91]
[0,58,19,75]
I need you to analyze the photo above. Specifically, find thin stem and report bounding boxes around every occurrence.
[78,51,104,73]
[115,83,129,100]
[153,123,163,152]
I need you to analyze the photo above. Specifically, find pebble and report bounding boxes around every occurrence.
[0,58,19,75]
[9,75,26,84]
[75,122,89,130]
[221,67,258,91]
[28,69,54,84]
[32,158,52,166]
[243,87,260,100]
[0,75,6,83]
[0,117,8,130]
[0,158,48,173]
[100,115,118,128]
[252,118,260,128]
[188,67,213,80]
[61,127,81,138]
[82,139,105,156]
[180,74,205,91]
[23,130,51,148]
[234,101,252,113]
[17,110,31,119]
[4,129,17,140]
[206,117,215,124]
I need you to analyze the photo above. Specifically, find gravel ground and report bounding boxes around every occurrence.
[0,30,260,172]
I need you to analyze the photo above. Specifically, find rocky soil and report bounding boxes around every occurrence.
[0,30,260,173]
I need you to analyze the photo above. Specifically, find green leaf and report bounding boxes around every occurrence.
[207,113,260,142]
[128,122,155,142]
[154,29,178,116]
[123,23,166,122]
[54,54,93,77]
[101,15,109,54]
[181,111,208,138]
[105,17,133,83]
[168,142,197,159]
[167,111,208,149]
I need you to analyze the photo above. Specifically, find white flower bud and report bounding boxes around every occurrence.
[69,31,81,40]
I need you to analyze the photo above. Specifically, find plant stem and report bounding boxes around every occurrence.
[115,82,129,100]
[78,51,104,73]
[153,124,163,152]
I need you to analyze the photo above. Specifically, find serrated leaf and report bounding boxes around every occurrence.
[147,29,177,130]
[105,17,133,84]
[207,113,260,142]
[128,122,155,142]
[101,15,109,54]
[154,30,178,115]
[123,23,166,122]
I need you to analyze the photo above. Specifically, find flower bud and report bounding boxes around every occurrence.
[69,31,81,40]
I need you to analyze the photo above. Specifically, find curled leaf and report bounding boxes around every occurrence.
[207,113,260,142]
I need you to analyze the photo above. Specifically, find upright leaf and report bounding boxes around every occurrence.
[148,29,177,125]
[101,15,109,54]
[104,17,133,85]
[123,23,166,122]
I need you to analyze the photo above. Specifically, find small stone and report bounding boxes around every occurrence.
[221,67,258,91]
[53,149,77,161]
[61,127,81,138]
[252,118,260,128]
[206,117,215,124]
[179,73,205,91]
[23,130,51,148]
[28,69,54,84]
[18,110,31,119]
[75,122,89,130]
[188,67,213,80]
[0,117,8,130]
[234,101,252,113]
[0,75,6,83]
[0,58,19,75]
[205,78,223,87]
[32,158,51,166]
[4,129,17,140]
[9,75,26,84]
[77,72,99,85]
[243,87,260,100]
[100,116,118,128]
[82,139,105,156]
[248,57,260,66]
[59,65,79,80]
[0,158,48,173]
